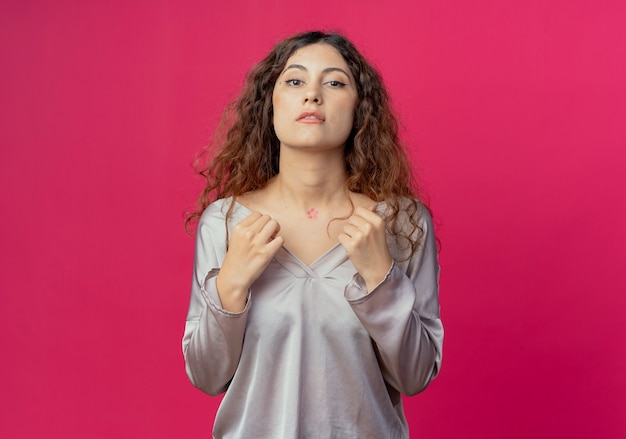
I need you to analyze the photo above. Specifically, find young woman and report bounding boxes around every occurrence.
[183,31,443,438]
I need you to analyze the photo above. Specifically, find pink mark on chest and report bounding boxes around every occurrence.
[307,208,318,219]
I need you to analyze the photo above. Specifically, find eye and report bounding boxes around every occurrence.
[326,80,346,88]
[284,79,303,87]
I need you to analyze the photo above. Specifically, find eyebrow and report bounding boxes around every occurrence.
[282,64,351,78]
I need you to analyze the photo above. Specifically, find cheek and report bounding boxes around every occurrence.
[340,100,357,130]
[272,93,290,123]
[271,93,288,140]
[271,95,281,127]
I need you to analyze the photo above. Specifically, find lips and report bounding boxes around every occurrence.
[297,111,325,122]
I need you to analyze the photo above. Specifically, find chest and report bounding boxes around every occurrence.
[245,246,369,345]
[272,211,349,266]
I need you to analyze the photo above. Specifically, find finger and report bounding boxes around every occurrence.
[237,211,263,227]
[347,214,369,230]
[337,233,353,252]
[247,214,273,234]
[342,224,361,239]
[347,216,377,239]
[235,212,261,234]
[265,235,284,254]
[233,213,272,239]
[257,218,281,243]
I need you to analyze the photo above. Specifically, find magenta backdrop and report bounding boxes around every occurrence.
[1,1,625,438]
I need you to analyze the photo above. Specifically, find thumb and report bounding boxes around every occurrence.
[369,202,382,216]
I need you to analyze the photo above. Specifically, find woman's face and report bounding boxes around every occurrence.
[272,43,358,152]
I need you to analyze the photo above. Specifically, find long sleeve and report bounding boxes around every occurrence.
[182,198,439,437]
[182,206,249,396]
[344,205,443,396]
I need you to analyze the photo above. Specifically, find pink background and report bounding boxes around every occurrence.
[1,1,625,438]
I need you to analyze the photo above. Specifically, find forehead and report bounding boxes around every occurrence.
[284,43,351,73]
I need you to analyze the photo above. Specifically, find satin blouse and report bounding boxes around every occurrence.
[182,198,443,439]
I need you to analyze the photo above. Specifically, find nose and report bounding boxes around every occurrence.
[303,86,322,104]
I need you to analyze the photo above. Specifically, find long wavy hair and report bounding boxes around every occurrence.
[185,31,429,253]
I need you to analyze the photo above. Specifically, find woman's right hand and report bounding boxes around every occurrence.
[216,212,283,312]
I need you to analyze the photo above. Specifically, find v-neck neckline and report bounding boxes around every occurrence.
[229,199,349,274]
[227,197,386,275]
[275,243,347,277]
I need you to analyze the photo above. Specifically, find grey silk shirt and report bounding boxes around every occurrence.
[182,198,443,439]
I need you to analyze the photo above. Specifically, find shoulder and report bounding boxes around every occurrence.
[197,198,228,227]
[235,190,263,211]
[195,197,251,253]
[380,197,435,262]
[197,197,251,232]
[378,196,433,230]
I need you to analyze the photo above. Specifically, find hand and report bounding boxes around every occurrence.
[216,212,283,312]
[338,206,393,292]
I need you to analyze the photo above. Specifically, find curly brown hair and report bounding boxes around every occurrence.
[185,30,430,253]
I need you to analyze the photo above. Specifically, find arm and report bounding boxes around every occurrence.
[344,206,443,395]
[182,206,283,395]
[182,213,249,396]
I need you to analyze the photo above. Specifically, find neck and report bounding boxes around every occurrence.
[270,146,350,212]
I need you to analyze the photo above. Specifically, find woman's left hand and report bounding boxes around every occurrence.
[338,206,393,292]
